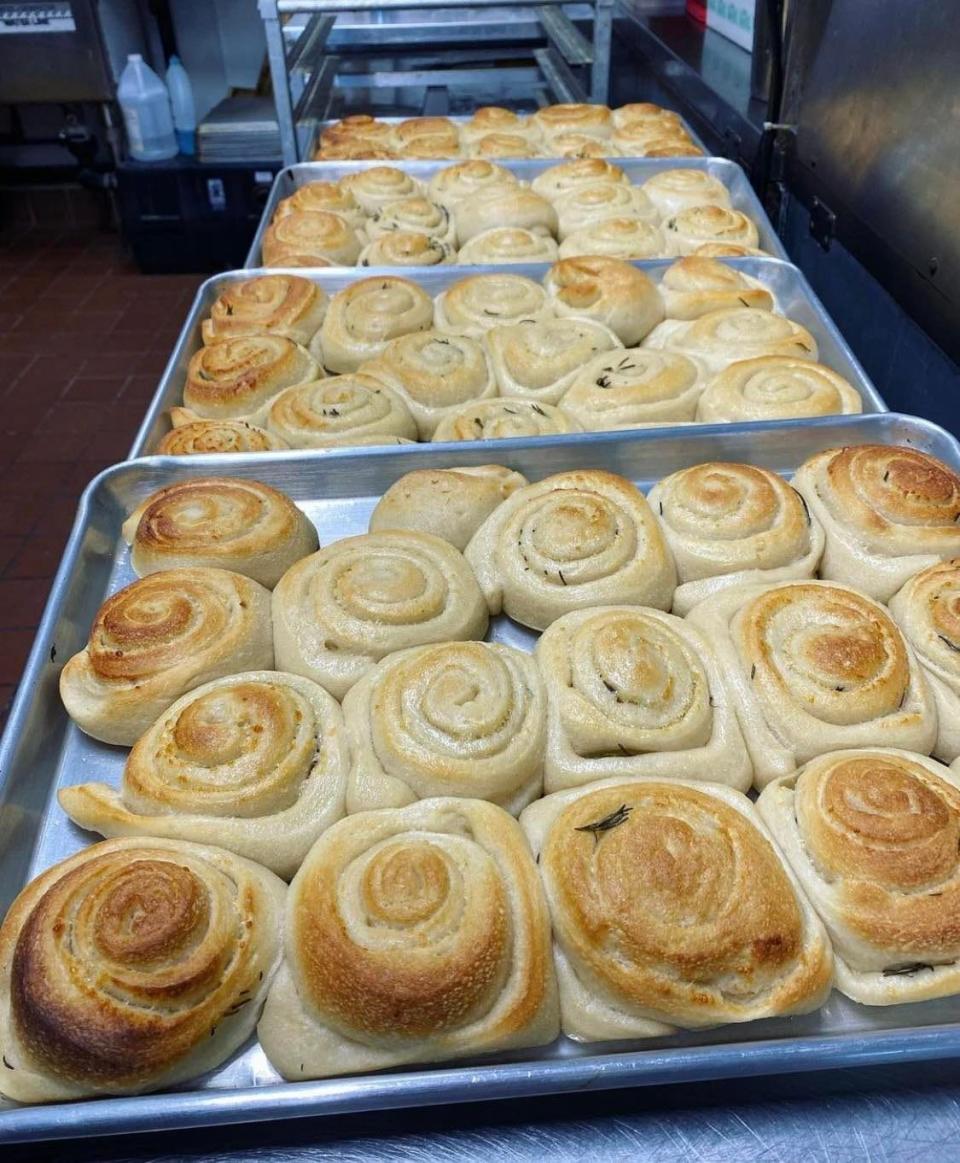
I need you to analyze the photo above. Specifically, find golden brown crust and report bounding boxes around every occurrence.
[201,275,327,347]
[155,416,288,455]
[183,335,318,421]
[543,256,664,345]
[262,210,361,267]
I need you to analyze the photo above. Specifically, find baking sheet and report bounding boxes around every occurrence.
[245,157,786,268]
[3,413,960,1143]
[128,257,883,459]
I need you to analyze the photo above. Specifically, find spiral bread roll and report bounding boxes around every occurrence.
[266,374,417,449]
[319,276,434,373]
[369,465,529,550]
[273,531,488,700]
[393,116,460,155]
[688,580,937,788]
[536,606,750,792]
[59,671,347,880]
[648,462,825,616]
[889,561,960,763]
[469,133,544,160]
[60,568,274,746]
[315,142,398,162]
[360,330,497,439]
[554,183,658,239]
[434,273,553,337]
[359,232,454,267]
[558,217,665,260]
[461,106,540,144]
[156,416,288,455]
[318,114,394,153]
[261,211,362,267]
[365,196,456,247]
[428,159,518,207]
[431,398,582,442]
[698,356,863,422]
[758,748,960,1004]
[792,445,960,602]
[184,336,319,422]
[465,471,675,630]
[551,133,621,159]
[613,103,684,129]
[486,318,621,405]
[530,158,629,201]
[457,227,559,265]
[273,182,364,229]
[543,257,664,346]
[659,256,773,320]
[644,308,818,374]
[454,188,557,246]
[640,168,732,217]
[340,166,422,214]
[520,778,832,1040]
[343,642,546,814]
[533,103,612,140]
[561,348,704,430]
[610,122,698,155]
[0,837,284,1102]
[122,477,317,588]
[663,205,761,256]
[201,275,328,347]
[258,798,558,1079]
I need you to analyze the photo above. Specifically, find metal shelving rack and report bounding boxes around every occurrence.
[259,0,614,165]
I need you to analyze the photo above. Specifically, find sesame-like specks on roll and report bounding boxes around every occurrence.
[343,641,546,814]
[365,196,456,247]
[434,273,553,338]
[648,462,825,615]
[319,276,434,373]
[359,231,454,268]
[757,748,960,1004]
[155,417,289,455]
[428,160,518,208]
[536,606,751,792]
[464,470,676,631]
[561,348,704,431]
[261,210,362,267]
[454,188,557,246]
[0,836,284,1101]
[257,799,558,1079]
[266,373,417,449]
[698,356,863,423]
[273,182,365,228]
[639,169,733,218]
[486,318,621,405]
[644,308,818,374]
[520,779,832,1039]
[558,216,665,260]
[658,256,774,321]
[663,205,761,256]
[272,530,489,700]
[533,103,613,140]
[183,335,318,422]
[59,672,348,879]
[554,183,658,240]
[543,256,664,346]
[793,444,960,601]
[530,158,629,201]
[340,167,422,215]
[431,398,582,443]
[457,227,559,265]
[122,477,316,588]
[59,567,274,746]
[687,580,938,788]
[201,275,328,347]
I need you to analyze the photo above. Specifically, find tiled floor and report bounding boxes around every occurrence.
[0,227,204,725]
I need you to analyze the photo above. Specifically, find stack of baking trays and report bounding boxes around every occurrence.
[4,101,960,1145]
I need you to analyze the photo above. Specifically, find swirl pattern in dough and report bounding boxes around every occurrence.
[365,196,456,247]
[461,107,539,144]
[274,182,364,228]
[792,444,960,601]
[554,183,658,239]
[428,160,518,207]
[757,748,960,1004]
[184,335,319,422]
[59,672,348,880]
[257,798,558,1078]
[0,837,284,1101]
[358,232,454,267]
[431,398,582,442]
[663,205,761,256]
[550,134,620,159]
[465,470,676,630]
[531,159,629,201]
[261,210,362,267]
[434,273,553,337]
[543,256,664,346]
[561,348,704,430]
[558,217,665,260]
[155,416,288,455]
[687,580,938,787]
[457,227,559,265]
[533,103,612,140]
[454,188,558,246]
[340,167,422,214]
[201,275,328,347]
[122,477,317,588]
[487,318,622,405]
[272,531,489,699]
[469,133,543,160]
[698,356,863,422]
[648,462,826,615]
[266,373,417,449]
[520,778,832,1039]
[644,308,818,374]
[319,276,434,373]
[659,257,773,320]
[536,606,750,791]
[640,169,733,218]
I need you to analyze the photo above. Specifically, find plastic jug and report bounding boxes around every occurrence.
[166,55,197,157]
[117,53,177,162]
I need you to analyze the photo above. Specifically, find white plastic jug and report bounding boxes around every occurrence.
[166,55,197,157]
[117,53,177,162]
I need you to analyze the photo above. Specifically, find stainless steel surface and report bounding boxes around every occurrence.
[130,255,882,458]
[532,44,584,104]
[335,65,545,89]
[590,0,613,102]
[536,6,593,65]
[262,1,300,170]
[2,413,960,1144]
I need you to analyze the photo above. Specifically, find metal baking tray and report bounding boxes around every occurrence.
[129,257,883,459]
[245,156,786,268]
[3,412,960,1143]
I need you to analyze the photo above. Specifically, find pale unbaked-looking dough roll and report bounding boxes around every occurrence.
[531,158,629,201]
[486,318,622,405]
[558,216,665,260]
[60,567,274,746]
[757,748,960,1005]
[663,205,761,256]
[457,227,559,265]
[183,335,319,422]
[431,398,582,442]
[551,134,622,159]
[358,232,454,267]
[698,356,863,422]
[792,444,960,601]
[428,159,518,207]
[365,196,456,247]
[454,187,558,246]
[343,641,546,814]
[122,476,318,588]
[261,210,362,267]
[658,256,773,320]
[465,470,676,630]
[319,276,434,373]
[201,275,328,347]
[687,580,938,788]
[536,605,751,792]
[272,531,489,700]
[434,273,553,337]
[644,307,818,374]
[340,166,422,214]
[553,182,658,240]
[543,256,664,346]
[520,777,833,1040]
[648,461,825,615]
[640,168,733,218]
[58,671,348,880]
[257,798,559,1079]
[266,373,417,449]
[560,348,704,429]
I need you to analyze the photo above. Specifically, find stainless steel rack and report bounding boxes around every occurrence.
[259,0,614,166]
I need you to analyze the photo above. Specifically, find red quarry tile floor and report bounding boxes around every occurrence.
[0,228,205,726]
